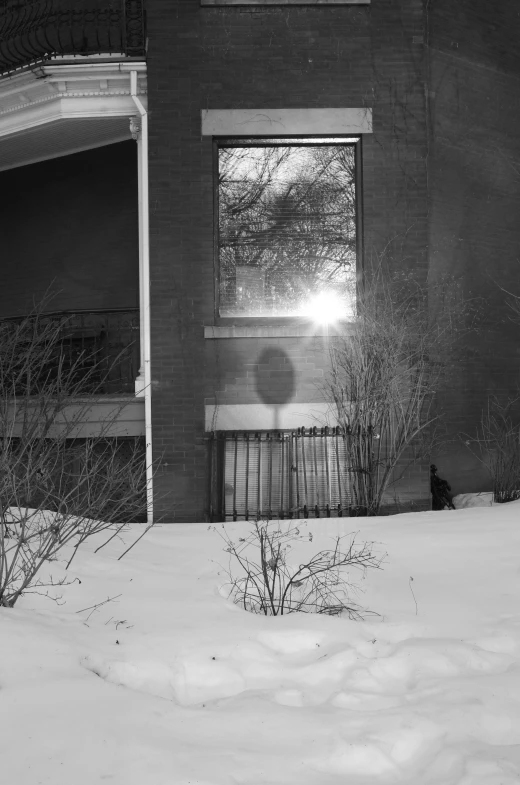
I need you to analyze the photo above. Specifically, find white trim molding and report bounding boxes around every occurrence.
[5,398,145,439]
[201,107,372,136]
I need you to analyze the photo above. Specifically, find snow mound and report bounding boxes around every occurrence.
[453,493,494,509]
[2,509,520,784]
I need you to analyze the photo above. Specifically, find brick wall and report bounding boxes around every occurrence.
[381,448,431,515]
[428,0,520,495]
[0,142,139,316]
[146,0,430,521]
[204,338,329,407]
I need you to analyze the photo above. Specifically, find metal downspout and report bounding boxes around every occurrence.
[130,69,153,523]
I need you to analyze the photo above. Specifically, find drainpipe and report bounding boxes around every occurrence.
[130,69,153,523]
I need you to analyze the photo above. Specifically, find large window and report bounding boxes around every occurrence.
[217,137,358,319]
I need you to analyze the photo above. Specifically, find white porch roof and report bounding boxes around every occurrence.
[0,59,147,170]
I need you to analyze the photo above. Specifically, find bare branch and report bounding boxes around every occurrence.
[217,521,384,617]
[0,302,155,607]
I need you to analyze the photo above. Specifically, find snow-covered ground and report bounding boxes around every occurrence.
[2,501,520,785]
[453,492,494,509]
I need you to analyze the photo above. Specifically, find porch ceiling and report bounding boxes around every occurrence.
[0,115,132,171]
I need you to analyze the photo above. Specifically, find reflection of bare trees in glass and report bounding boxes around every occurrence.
[218,142,357,317]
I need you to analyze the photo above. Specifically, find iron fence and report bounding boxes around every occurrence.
[0,0,146,76]
[209,427,370,522]
[1,308,140,394]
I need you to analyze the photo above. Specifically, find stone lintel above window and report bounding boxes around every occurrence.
[201,108,372,137]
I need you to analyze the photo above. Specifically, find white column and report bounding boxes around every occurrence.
[130,71,153,523]
[130,116,146,396]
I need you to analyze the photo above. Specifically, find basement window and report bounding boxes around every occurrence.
[216,137,359,320]
[209,429,361,522]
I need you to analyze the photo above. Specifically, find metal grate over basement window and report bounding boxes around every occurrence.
[209,427,367,522]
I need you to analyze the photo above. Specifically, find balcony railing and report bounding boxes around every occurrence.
[1,309,140,395]
[0,0,145,76]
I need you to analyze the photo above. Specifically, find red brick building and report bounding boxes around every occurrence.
[0,0,518,521]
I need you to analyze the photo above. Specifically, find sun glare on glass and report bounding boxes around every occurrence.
[302,291,348,324]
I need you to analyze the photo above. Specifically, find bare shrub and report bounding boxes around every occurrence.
[216,520,385,618]
[464,397,520,504]
[327,273,462,515]
[0,306,152,607]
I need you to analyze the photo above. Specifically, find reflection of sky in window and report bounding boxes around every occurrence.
[218,141,357,318]
[220,143,354,193]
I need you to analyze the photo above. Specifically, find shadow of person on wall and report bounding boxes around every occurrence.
[254,347,296,430]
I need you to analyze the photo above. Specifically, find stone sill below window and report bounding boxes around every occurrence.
[204,321,354,339]
[201,1,370,6]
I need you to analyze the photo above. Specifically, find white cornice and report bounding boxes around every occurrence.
[0,60,147,130]
[0,59,147,169]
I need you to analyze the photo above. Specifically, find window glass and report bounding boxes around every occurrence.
[217,138,357,319]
